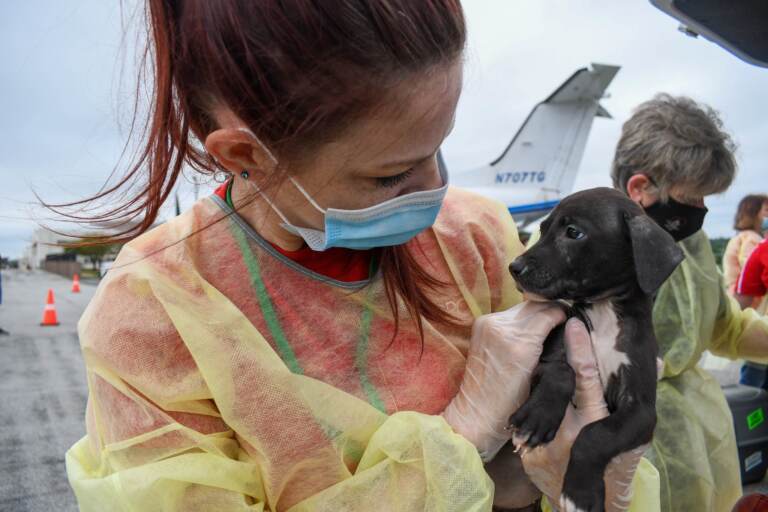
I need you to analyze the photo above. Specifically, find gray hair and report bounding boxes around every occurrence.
[611,93,737,201]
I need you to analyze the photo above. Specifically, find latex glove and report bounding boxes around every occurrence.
[443,302,566,462]
[723,298,768,364]
[516,318,646,512]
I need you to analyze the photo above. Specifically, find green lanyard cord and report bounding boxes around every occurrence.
[225,179,235,209]
[355,257,385,412]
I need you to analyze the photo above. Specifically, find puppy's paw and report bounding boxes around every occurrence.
[560,476,605,512]
[508,398,562,449]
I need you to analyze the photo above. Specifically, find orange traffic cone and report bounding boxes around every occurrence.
[71,274,81,293]
[40,289,60,326]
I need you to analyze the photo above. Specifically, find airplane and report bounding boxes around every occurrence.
[445,63,620,229]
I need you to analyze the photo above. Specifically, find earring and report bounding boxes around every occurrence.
[213,170,231,183]
[240,170,250,180]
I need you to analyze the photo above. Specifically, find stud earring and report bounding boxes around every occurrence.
[213,170,231,184]
[240,170,250,180]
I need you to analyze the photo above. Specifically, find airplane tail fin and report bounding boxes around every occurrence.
[452,63,620,196]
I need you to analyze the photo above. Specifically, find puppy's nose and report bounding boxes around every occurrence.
[509,258,528,277]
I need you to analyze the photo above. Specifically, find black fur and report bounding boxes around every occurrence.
[507,188,684,512]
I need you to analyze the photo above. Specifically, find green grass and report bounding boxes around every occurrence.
[80,269,100,279]
[711,237,728,271]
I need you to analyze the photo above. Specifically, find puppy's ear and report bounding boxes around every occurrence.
[626,213,685,294]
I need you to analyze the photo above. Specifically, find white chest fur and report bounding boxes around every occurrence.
[583,301,630,388]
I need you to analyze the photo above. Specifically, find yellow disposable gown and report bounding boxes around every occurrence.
[647,230,768,512]
[66,187,659,511]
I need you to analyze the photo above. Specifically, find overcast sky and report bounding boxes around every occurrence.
[1,1,767,259]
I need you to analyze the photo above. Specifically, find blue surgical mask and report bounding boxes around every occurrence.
[261,165,448,251]
[762,217,768,231]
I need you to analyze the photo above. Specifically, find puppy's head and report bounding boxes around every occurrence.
[510,187,684,302]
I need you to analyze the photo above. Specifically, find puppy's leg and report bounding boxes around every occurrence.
[508,324,575,448]
[560,399,656,512]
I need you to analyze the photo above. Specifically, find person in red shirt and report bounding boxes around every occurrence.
[735,239,768,388]
[737,239,768,304]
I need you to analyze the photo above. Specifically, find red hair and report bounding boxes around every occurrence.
[50,0,466,335]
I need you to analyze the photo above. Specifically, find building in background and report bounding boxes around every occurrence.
[20,227,68,269]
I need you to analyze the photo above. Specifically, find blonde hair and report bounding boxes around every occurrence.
[611,94,737,201]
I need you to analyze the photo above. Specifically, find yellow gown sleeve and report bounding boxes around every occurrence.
[287,412,492,512]
[65,263,268,511]
[68,373,492,512]
[710,284,768,362]
[66,375,267,512]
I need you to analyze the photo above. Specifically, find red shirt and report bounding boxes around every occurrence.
[737,239,768,296]
[214,183,373,282]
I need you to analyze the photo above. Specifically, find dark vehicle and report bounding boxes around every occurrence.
[651,0,768,68]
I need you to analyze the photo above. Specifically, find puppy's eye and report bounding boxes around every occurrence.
[565,225,585,240]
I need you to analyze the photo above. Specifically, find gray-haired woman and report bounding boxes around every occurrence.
[612,94,768,512]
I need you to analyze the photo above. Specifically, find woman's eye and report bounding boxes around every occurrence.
[375,168,413,188]
[565,225,585,240]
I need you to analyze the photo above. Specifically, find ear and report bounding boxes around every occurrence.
[204,127,278,174]
[625,173,658,207]
[626,213,685,294]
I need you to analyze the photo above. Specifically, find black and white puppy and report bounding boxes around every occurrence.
[507,187,684,512]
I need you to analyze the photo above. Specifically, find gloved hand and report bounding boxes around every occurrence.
[442,301,566,462]
[516,318,647,512]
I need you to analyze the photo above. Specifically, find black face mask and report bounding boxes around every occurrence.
[643,197,708,242]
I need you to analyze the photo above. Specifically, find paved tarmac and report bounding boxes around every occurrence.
[0,269,96,512]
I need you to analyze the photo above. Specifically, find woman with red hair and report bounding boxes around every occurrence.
[63,2,658,511]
